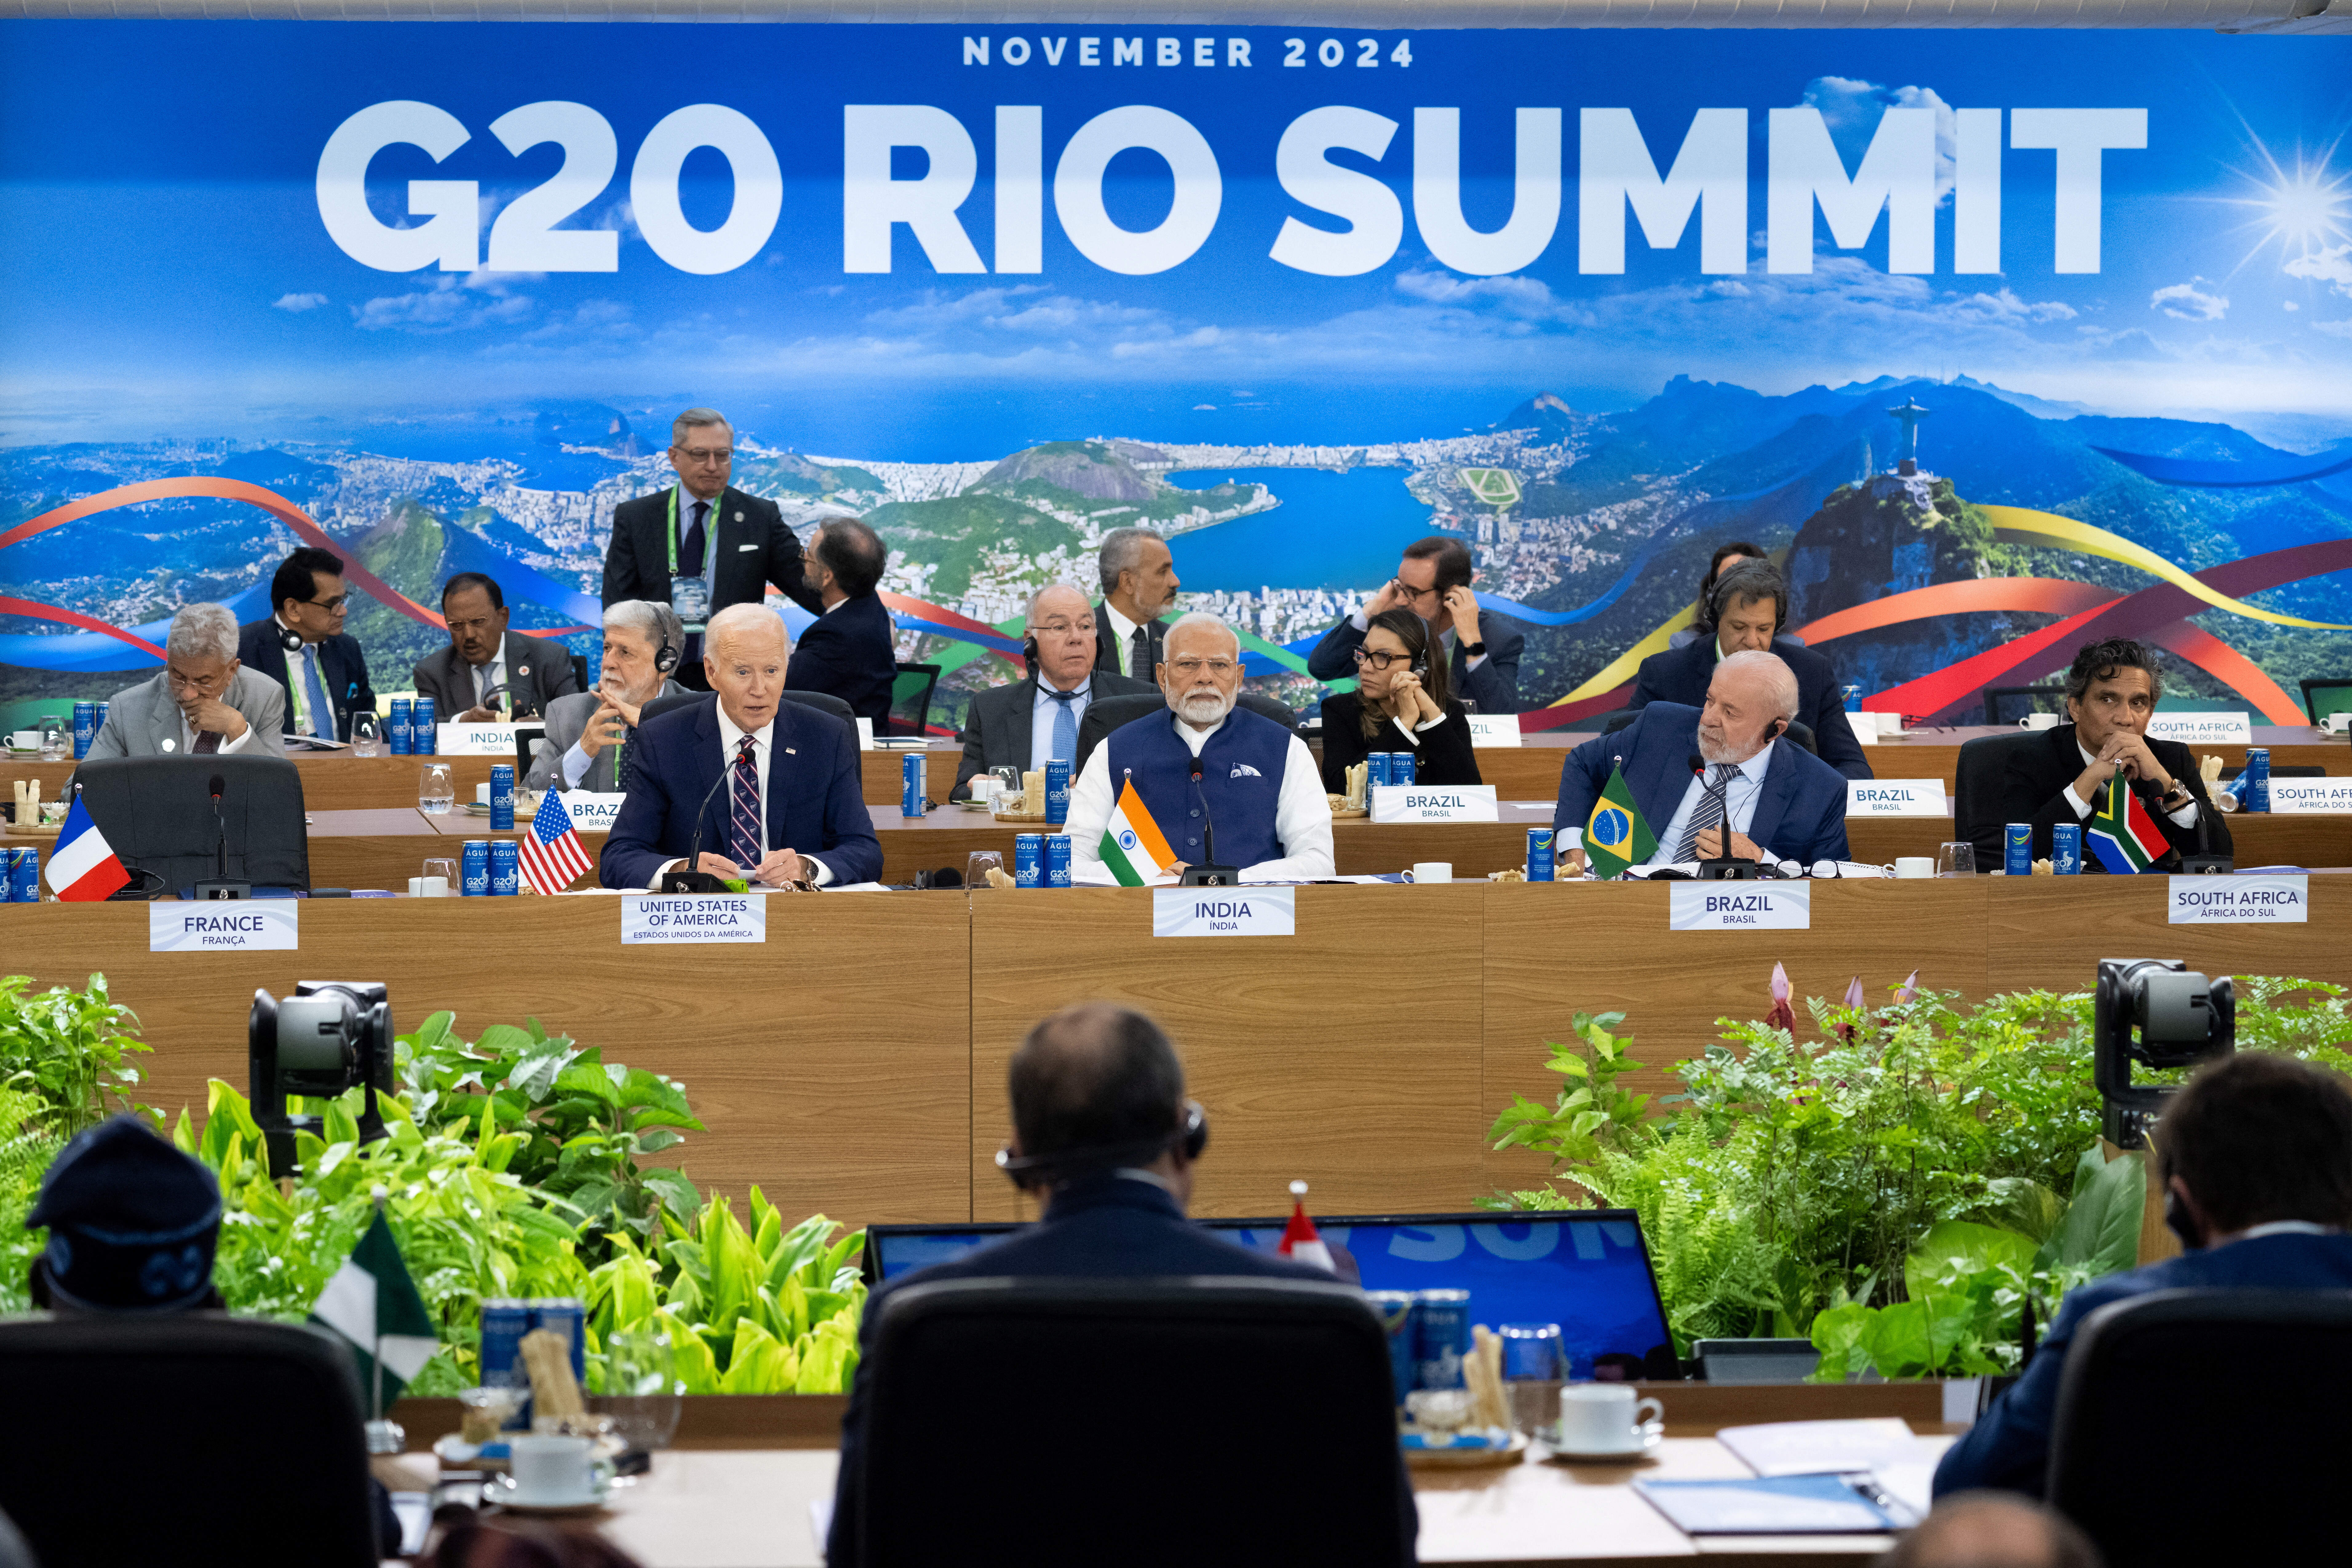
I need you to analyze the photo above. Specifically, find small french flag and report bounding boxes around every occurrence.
[45,796,130,902]
[1278,1180,1336,1274]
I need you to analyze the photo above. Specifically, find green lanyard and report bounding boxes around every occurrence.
[666,484,721,575]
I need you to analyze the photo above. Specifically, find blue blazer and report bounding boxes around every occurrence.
[598,698,881,888]
[785,592,898,726]
[827,1177,1394,1568]
[1935,1230,2352,1498]
[1551,703,1851,866]
[1630,636,1873,781]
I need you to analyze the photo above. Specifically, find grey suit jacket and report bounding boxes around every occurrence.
[411,633,579,720]
[87,668,287,759]
[951,670,1158,798]
[524,678,690,794]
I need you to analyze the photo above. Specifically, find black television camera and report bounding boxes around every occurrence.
[2094,958,2235,1150]
[248,981,396,1178]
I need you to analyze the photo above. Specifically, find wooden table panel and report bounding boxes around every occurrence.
[1984,876,2352,998]
[968,884,1487,1225]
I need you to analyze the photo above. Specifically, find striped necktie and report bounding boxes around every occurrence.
[1676,762,1737,863]
[727,735,762,870]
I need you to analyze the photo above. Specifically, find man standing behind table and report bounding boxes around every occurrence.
[410,572,580,723]
[781,518,898,727]
[1093,526,1183,682]
[601,407,825,690]
[87,603,285,759]
[952,585,1158,800]
[526,600,691,795]
[236,545,377,744]
[1554,649,1849,873]
[1629,559,1871,780]
[1064,613,1333,883]
[1305,534,1523,715]
[599,603,880,889]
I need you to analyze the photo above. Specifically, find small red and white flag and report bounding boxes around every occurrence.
[1278,1180,1335,1273]
[44,796,130,902]
[517,789,594,894]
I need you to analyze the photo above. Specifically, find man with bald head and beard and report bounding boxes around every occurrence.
[1553,649,1850,874]
[951,584,1158,800]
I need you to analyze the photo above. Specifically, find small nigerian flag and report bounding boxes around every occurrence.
[1583,762,1656,879]
[45,795,130,902]
[1098,777,1176,886]
[309,1210,438,1410]
[2087,773,2171,874]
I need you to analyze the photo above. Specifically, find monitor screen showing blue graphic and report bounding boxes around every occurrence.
[866,1210,1674,1379]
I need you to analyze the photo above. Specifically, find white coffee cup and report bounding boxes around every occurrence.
[507,1434,604,1502]
[2018,713,2061,731]
[7,731,36,750]
[1554,1383,1664,1454]
[1411,862,1452,884]
[421,876,450,898]
[1894,856,1935,879]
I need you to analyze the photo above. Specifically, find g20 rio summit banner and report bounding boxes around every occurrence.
[2,22,2347,729]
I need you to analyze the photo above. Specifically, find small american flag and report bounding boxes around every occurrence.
[518,789,594,894]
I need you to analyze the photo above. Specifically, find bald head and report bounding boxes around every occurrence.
[1880,1495,2100,1568]
[1007,1004,1186,1187]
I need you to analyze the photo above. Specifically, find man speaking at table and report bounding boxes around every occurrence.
[598,603,880,890]
[1064,613,1332,883]
[952,585,1156,800]
[1553,650,1849,873]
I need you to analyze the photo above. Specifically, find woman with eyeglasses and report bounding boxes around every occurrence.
[1318,609,1484,795]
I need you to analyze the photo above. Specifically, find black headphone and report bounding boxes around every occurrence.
[277,621,304,654]
[1768,716,1788,740]
[652,625,680,675]
[995,1100,1209,1191]
[1022,634,1041,673]
[2163,1186,2204,1252]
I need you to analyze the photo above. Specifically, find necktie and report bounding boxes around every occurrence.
[192,730,221,755]
[727,735,762,871]
[301,644,334,738]
[1046,688,1080,764]
[612,728,630,792]
[1676,763,1737,863]
[1129,624,1152,680]
[681,501,709,577]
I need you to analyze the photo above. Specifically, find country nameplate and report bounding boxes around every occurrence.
[2146,713,2251,744]
[1845,780,1947,817]
[2266,778,2352,815]
[150,902,299,952]
[1370,785,1500,824]
[1152,885,1296,937]
[437,722,521,756]
[621,894,768,944]
[1668,882,1812,931]
[1466,715,1522,748]
[2167,874,2307,924]
[561,792,626,833]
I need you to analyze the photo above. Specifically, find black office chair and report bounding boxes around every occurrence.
[2300,677,2352,727]
[853,1277,1414,1568]
[67,755,310,896]
[1073,691,1305,775]
[889,663,940,738]
[1983,684,2068,725]
[568,651,590,692]
[2048,1288,2352,1568]
[640,688,858,746]
[0,1314,380,1567]
[1595,707,1814,756]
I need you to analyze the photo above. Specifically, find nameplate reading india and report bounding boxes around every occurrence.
[620,894,768,945]
[562,792,628,832]
[1369,784,1499,824]
[2267,778,2352,815]
[2168,875,2308,924]
[149,903,299,952]
[2146,712,2252,744]
[1151,886,1296,938]
[438,723,523,756]
[1667,883,1813,931]
[1845,780,1947,817]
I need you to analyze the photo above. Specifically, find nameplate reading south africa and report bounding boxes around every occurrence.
[2145,712,2251,744]
[2267,778,2352,815]
[150,903,299,952]
[1369,784,1499,824]
[621,894,768,945]
[1668,883,1812,931]
[2167,874,2307,924]
[1845,780,1946,818]
[1152,886,1296,938]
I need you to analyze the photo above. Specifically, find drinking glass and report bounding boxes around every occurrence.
[590,1328,682,1453]
[36,717,65,760]
[421,857,457,897]
[1499,1322,1568,1437]
[1937,841,1977,877]
[988,765,1021,805]
[966,851,1005,887]
[350,711,382,758]
[419,763,455,815]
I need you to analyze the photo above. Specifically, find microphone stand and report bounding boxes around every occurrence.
[1688,752,1757,881]
[1178,759,1241,887]
[658,764,738,894]
[2155,771,2232,875]
[191,770,252,900]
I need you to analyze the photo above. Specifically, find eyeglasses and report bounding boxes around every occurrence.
[165,666,230,694]
[1351,648,1418,671]
[1393,579,1441,602]
[1167,658,1238,677]
[674,446,734,464]
[301,594,349,613]
[1031,620,1093,637]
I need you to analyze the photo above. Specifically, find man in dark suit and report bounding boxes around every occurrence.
[781,518,897,727]
[1305,534,1523,714]
[1936,1051,2352,1498]
[1955,637,2229,872]
[952,584,1155,798]
[827,1002,1410,1568]
[1629,559,1872,780]
[1092,525,1182,682]
[600,407,825,690]
[1554,651,1851,871]
[410,572,579,722]
[599,604,880,889]
[236,545,378,745]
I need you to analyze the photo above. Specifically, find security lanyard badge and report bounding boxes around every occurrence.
[667,484,715,632]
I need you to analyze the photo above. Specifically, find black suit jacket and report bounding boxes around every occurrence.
[782,592,897,725]
[1091,606,1169,682]
[409,632,579,720]
[1318,693,1483,796]
[1955,724,2229,873]
[952,670,1158,797]
[601,485,825,619]
[1305,611,1525,716]
[234,619,376,743]
[1629,635,1873,781]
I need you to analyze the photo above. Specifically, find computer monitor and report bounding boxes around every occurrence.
[864,1208,1678,1380]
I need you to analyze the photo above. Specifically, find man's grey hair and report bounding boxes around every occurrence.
[704,601,790,660]
[1025,583,1093,625]
[671,407,731,447]
[1097,526,1163,597]
[1164,611,1242,661]
[1718,649,1801,721]
[604,598,685,653]
[166,602,239,664]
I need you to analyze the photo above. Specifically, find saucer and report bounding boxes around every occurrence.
[1538,1421,1663,1463]
[491,1476,610,1515]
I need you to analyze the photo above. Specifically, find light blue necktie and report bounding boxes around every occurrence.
[301,644,334,738]
[1047,689,1080,764]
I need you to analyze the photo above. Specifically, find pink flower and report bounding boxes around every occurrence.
[1895,970,1920,1004]
[1765,962,1796,1032]
[1835,976,1865,1041]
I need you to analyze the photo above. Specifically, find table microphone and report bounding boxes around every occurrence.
[1179,758,1240,887]
[1686,752,1756,881]
[192,770,252,901]
[661,763,737,894]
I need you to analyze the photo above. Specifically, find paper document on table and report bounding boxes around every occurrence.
[1872,1456,1938,1522]
[809,1497,833,1554]
[1634,1475,1898,1534]
[1717,1418,1917,1477]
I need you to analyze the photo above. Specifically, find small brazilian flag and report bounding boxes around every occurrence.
[1584,763,1657,879]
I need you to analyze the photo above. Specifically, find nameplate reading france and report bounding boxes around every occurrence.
[1845,780,1946,817]
[1668,883,1812,931]
[150,903,299,952]
[2167,874,2307,924]
[621,894,768,944]
[2266,777,2352,814]
[437,722,521,756]
[1369,784,1499,824]
[1151,886,1295,938]
[562,792,627,832]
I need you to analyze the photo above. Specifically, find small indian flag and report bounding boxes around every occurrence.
[1099,777,1176,887]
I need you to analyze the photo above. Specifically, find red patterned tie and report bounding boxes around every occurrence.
[193,731,222,755]
[727,735,762,870]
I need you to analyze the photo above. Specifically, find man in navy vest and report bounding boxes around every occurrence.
[1065,613,1333,883]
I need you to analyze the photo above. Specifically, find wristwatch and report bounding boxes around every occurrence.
[1460,641,1487,657]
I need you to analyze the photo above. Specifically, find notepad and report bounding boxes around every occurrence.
[1715,1417,1917,1477]
[1634,1474,1901,1535]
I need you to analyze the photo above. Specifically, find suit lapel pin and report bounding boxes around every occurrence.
[162,738,176,752]
[785,747,797,755]
[734,511,743,522]
[518,665,530,678]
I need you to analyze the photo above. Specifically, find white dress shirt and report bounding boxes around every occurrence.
[276,613,334,739]
[1100,603,1147,677]
[653,706,833,887]
[1030,676,1095,769]
[473,652,507,715]
[2061,740,2200,827]
[1643,740,1775,868]
[1065,710,1335,884]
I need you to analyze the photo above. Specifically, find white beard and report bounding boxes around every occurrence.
[1175,692,1235,726]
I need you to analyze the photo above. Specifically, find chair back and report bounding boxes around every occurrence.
[1983,684,2067,725]
[67,755,309,894]
[569,652,590,692]
[2048,1287,2352,1568]
[889,664,940,737]
[2300,676,2352,727]
[0,1314,380,1567]
[1073,692,1302,775]
[1782,719,1818,757]
[855,1276,1412,1568]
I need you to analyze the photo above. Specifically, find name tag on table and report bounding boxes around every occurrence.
[1370,785,1499,824]
[150,902,298,951]
[438,722,519,756]
[562,792,626,833]
[1845,780,1946,817]
[620,894,768,944]
[1153,885,1296,937]
[2169,874,2308,924]
[1669,883,1812,931]
[2267,777,2352,814]
[2146,712,2251,744]
[855,717,875,750]
[1466,715,1521,748]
